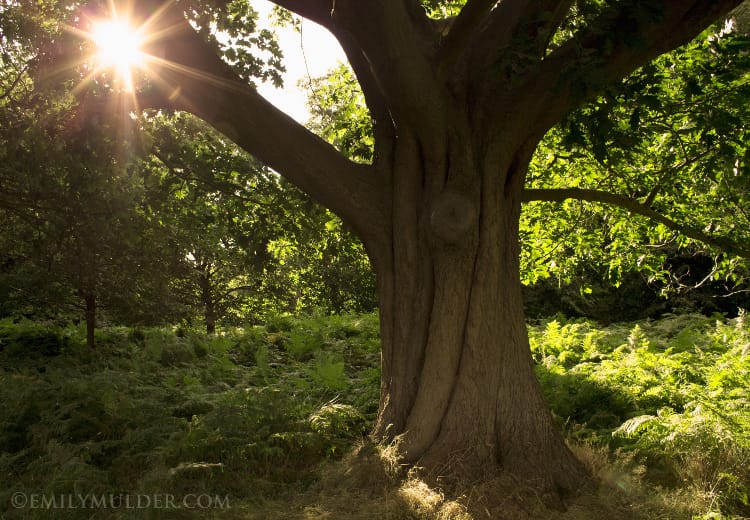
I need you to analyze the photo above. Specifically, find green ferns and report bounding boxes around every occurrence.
[532,312,750,517]
[0,312,748,518]
[0,314,379,518]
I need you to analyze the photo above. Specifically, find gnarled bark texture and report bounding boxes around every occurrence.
[369,120,586,490]
[131,0,743,497]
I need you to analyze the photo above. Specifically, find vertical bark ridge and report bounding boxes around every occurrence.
[374,131,434,438]
[419,157,507,474]
[399,255,474,461]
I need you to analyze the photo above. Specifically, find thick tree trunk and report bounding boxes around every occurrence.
[371,131,589,494]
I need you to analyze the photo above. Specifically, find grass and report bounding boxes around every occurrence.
[0,311,748,519]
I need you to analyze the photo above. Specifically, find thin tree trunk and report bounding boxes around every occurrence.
[84,293,96,349]
[198,273,216,334]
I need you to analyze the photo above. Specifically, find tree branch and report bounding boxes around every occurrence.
[0,63,30,101]
[466,0,573,88]
[435,0,496,77]
[135,0,386,246]
[270,0,443,130]
[478,0,573,56]
[218,284,258,300]
[520,0,744,138]
[262,1,398,170]
[523,187,750,258]
[326,1,447,138]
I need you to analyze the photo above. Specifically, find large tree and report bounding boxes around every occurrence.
[87,0,747,493]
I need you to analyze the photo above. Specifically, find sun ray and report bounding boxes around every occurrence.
[64,0,245,111]
[145,55,246,92]
[65,0,150,93]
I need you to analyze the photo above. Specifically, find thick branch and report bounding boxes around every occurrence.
[523,188,750,258]
[267,1,443,183]
[402,0,437,34]
[437,0,496,75]
[262,1,398,170]
[458,0,575,133]
[520,0,744,137]
[329,29,396,169]
[327,1,447,137]
[479,0,573,56]
[258,1,397,170]
[136,0,385,245]
[468,0,573,86]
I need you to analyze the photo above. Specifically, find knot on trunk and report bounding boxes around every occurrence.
[429,191,476,245]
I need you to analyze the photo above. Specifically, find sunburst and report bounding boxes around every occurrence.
[66,1,154,95]
[68,0,245,111]
[89,16,145,92]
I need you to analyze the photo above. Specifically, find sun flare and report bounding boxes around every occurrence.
[70,1,229,104]
[90,17,145,91]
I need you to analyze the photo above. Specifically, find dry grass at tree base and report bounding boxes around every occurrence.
[239,441,715,520]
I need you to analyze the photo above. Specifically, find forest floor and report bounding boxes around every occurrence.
[0,312,748,519]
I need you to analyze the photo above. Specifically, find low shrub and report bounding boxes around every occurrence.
[0,319,69,357]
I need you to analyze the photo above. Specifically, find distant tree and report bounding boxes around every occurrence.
[138,112,288,332]
[0,94,167,345]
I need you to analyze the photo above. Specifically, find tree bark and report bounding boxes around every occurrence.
[370,128,588,493]
[197,271,216,334]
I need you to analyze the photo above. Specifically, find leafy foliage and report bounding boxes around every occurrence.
[184,0,285,87]
[0,312,748,517]
[307,64,374,164]
[531,312,750,516]
[524,15,750,292]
